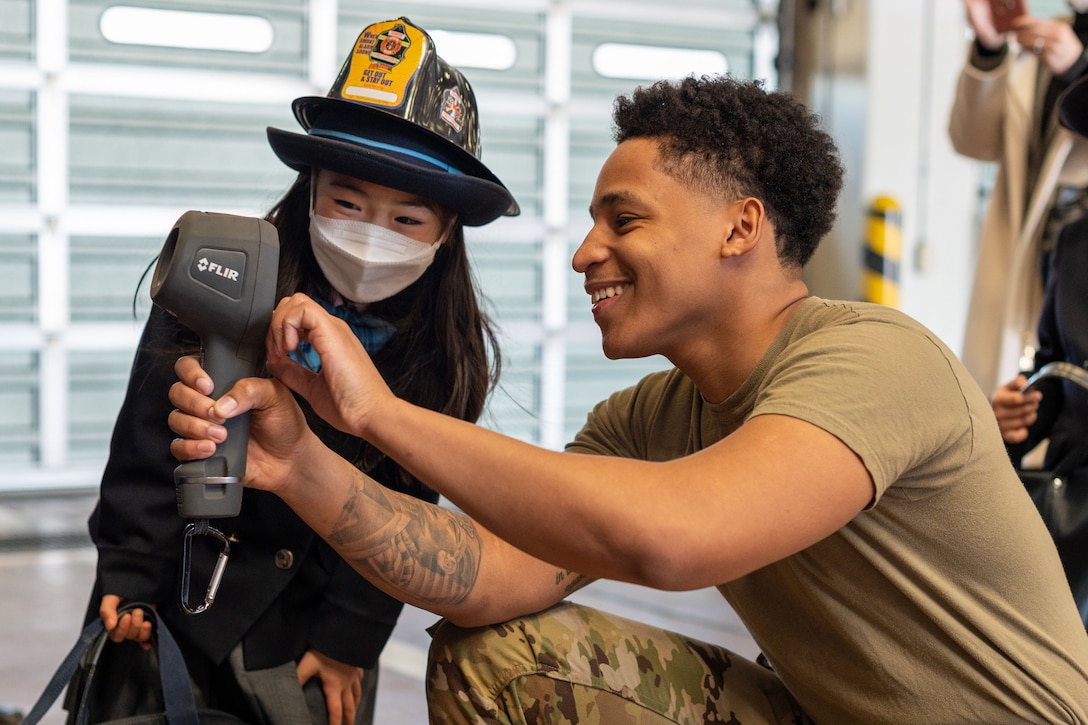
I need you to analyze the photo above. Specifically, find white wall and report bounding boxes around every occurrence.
[805,0,984,358]
[865,0,983,356]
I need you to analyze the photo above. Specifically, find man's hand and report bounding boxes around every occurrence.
[265,293,397,440]
[297,649,364,725]
[991,374,1042,444]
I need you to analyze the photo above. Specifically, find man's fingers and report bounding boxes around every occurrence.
[208,376,284,420]
[267,354,318,398]
[268,293,314,362]
[168,376,225,426]
[268,293,355,364]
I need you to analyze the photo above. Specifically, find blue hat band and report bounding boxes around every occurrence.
[308,128,466,175]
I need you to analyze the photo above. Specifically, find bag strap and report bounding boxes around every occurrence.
[21,618,104,724]
[1022,361,1088,392]
[23,603,200,725]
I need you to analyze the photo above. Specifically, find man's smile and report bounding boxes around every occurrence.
[591,284,628,306]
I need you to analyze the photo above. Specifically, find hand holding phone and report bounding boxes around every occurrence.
[989,0,1028,34]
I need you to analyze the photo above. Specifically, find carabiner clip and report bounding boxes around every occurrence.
[180,519,231,615]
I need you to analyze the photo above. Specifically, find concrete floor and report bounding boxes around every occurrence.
[0,493,758,724]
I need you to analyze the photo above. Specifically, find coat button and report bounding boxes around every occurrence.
[274,549,294,570]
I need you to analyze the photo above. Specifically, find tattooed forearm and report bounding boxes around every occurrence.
[327,469,482,605]
[555,569,590,595]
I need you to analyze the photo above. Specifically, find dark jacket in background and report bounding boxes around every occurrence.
[1011,214,1088,470]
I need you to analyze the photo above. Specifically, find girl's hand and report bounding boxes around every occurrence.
[168,354,315,494]
[297,649,365,725]
[99,595,154,650]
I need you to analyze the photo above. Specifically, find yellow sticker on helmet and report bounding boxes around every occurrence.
[340,20,428,109]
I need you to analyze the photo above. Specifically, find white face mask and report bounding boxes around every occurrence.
[309,214,441,303]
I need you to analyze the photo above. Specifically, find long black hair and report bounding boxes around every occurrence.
[265,172,502,489]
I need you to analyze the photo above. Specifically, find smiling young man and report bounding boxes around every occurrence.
[170,76,1088,723]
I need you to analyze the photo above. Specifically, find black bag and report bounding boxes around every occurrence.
[23,603,248,725]
[1017,362,1088,626]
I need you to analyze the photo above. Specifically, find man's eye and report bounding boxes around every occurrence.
[615,215,635,228]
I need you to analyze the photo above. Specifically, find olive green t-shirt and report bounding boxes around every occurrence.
[567,297,1088,723]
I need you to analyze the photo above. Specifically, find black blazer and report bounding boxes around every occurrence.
[85,305,436,670]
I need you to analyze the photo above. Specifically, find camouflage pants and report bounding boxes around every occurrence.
[426,601,812,724]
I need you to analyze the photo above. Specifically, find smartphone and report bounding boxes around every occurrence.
[989,0,1028,34]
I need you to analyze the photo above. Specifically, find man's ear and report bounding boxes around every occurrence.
[720,197,765,259]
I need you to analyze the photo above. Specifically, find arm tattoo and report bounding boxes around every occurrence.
[555,569,590,595]
[328,470,481,605]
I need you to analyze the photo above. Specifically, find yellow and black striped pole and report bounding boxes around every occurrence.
[862,195,901,307]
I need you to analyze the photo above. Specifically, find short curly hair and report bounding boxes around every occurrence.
[612,75,844,268]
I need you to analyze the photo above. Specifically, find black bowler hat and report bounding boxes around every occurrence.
[1059,74,1088,138]
[267,17,519,226]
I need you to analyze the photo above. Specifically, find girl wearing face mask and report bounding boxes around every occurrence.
[950,0,1088,397]
[76,17,517,725]
[309,171,452,306]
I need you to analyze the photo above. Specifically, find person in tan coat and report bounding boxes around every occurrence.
[949,0,1088,395]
